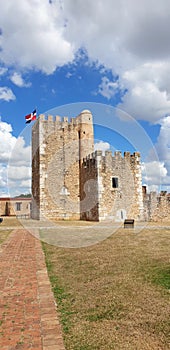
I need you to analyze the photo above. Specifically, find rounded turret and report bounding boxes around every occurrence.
[78,110,94,161]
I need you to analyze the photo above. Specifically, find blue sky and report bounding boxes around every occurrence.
[0,0,170,196]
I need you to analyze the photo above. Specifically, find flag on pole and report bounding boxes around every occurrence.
[25,109,37,123]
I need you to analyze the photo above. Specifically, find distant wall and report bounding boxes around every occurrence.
[0,198,31,217]
[143,191,170,222]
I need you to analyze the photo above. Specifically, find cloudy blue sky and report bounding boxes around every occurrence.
[0,0,170,197]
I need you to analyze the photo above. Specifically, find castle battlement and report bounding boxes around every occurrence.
[33,110,93,138]
[82,150,141,170]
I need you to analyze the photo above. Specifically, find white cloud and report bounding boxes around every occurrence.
[65,72,73,78]
[141,115,170,192]
[117,63,170,122]
[10,72,31,87]
[142,161,167,182]
[142,159,170,192]
[51,88,56,95]
[0,119,16,161]
[8,166,31,181]
[0,87,16,101]
[63,0,170,122]
[153,116,170,188]
[94,141,110,155]
[155,116,170,162]
[0,166,7,187]
[1,0,170,122]
[0,67,7,76]
[0,119,31,196]
[142,161,165,192]
[63,0,170,68]
[19,179,31,188]
[9,137,31,166]
[0,119,31,166]
[98,77,119,99]
[0,0,74,74]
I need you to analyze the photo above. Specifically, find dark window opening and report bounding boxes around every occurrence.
[16,202,22,211]
[112,177,118,188]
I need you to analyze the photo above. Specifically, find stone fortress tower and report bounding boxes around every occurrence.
[32,110,144,221]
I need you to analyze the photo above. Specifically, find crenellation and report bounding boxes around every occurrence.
[82,153,96,169]
[39,114,46,121]
[134,151,140,158]
[114,150,122,159]
[105,150,112,157]
[124,151,131,158]
[63,116,68,123]
[104,151,112,168]
[95,150,102,157]
[47,115,54,121]
[55,115,61,122]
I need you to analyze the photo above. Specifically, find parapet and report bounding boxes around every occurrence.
[82,149,141,171]
[133,152,140,158]
[55,116,61,122]
[47,115,53,122]
[39,114,46,121]
[124,151,131,158]
[37,111,93,128]
[114,151,122,159]
[35,113,74,132]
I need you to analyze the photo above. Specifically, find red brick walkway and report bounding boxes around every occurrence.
[0,229,65,350]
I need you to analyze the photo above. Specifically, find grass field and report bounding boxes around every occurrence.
[42,225,170,350]
[0,217,22,244]
[0,229,12,244]
[0,217,22,228]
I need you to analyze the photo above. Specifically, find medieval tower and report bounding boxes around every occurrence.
[32,110,144,221]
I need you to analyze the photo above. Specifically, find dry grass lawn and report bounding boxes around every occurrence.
[0,217,22,244]
[0,230,12,244]
[43,225,170,350]
[0,216,22,227]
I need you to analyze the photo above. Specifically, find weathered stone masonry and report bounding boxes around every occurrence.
[32,110,94,220]
[80,150,144,221]
[143,189,170,222]
[32,110,144,221]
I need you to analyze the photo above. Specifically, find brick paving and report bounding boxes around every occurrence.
[0,229,65,350]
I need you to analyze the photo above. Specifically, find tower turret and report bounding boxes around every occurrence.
[76,110,94,162]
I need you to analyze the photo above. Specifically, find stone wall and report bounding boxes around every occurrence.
[32,110,94,220]
[81,150,144,221]
[80,153,99,221]
[0,198,31,217]
[143,191,170,222]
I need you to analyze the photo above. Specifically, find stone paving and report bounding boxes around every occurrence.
[0,229,65,350]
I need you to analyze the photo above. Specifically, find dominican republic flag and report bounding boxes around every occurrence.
[25,109,37,123]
